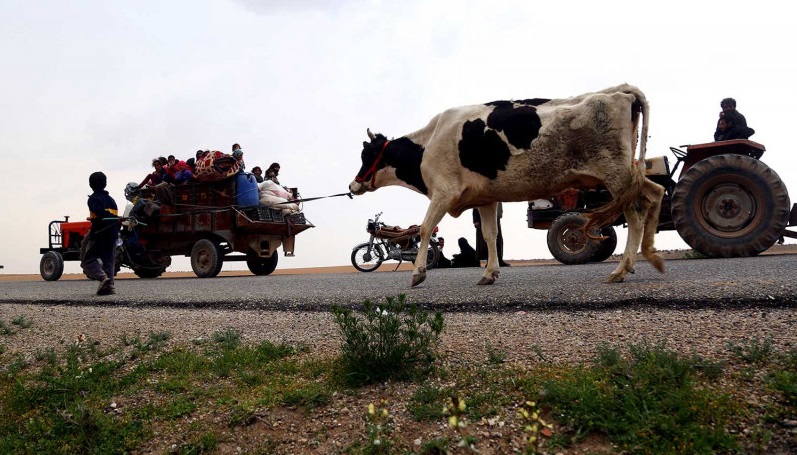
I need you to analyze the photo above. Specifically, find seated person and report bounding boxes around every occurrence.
[714,97,755,141]
[265,163,281,184]
[436,237,452,268]
[251,166,264,183]
[167,155,193,184]
[450,237,480,268]
[232,143,245,171]
[138,158,168,189]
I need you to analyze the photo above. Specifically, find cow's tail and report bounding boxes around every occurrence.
[583,86,649,233]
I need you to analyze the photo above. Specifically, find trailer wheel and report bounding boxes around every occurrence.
[191,239,224,278]
[133,267,166,279]
[591,226,618,263]
[671,154,790,257]
[40,251,64,281]
[546,213,600,265]
[247,251,279,276]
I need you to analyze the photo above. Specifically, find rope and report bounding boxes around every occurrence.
[273,192,353,205]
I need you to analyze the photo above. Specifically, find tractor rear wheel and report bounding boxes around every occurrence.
[547,213,600,265]
[671,154,790,257]
[40,251,64,281]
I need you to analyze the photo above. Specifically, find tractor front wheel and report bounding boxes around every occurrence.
[40,251,65,281]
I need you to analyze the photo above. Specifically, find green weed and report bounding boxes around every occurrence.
[331,294,444,385]
[542,341,737,453]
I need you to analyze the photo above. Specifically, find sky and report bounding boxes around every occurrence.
[1,0,796,276]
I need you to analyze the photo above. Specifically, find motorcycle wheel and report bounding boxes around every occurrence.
[351,242,385,272]
[424,241,440,269]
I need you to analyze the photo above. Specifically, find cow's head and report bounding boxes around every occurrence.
[349,128,390,195]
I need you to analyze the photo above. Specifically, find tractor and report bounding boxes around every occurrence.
[528,139,797,264]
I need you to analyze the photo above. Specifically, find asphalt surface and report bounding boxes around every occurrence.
[2,254,796,312]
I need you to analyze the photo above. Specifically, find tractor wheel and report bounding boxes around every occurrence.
[547,213,600,265]
[247,251,279,276]
[40,251,65,281]
[191,239,224,278]
[671,154,790,257]
[591,226,618,263]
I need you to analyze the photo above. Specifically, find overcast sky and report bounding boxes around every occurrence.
[1,0,795,276]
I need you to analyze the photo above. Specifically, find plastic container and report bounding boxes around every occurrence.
[235,172,260,207]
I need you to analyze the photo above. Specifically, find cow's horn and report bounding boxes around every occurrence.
[367,128,376,140]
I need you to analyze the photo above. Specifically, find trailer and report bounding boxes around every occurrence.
[39,174,313,280]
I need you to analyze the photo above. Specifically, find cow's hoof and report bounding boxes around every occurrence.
[649,254,665,273]
[411,272,427,287]
[477,270,498,285]
[606,273,625,283]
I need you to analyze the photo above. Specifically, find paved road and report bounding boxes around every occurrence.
[2,254,796,312]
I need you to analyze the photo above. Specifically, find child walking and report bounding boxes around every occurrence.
[80,172,120,295]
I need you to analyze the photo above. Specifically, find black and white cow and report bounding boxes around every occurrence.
[349,84,665,286]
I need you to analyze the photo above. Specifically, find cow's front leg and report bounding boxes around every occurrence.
[411,201,448,287]
[476,203,500,285]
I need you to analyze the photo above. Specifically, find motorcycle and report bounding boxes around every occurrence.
[350,212,440,272]
[114,216,172,278]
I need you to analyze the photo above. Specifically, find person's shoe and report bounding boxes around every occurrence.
[97,277,113,296]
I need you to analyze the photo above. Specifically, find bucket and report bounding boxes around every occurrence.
[235,172,260,207]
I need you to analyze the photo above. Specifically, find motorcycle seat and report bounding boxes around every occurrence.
[376,225,420,238]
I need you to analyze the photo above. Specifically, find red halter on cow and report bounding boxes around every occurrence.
[350,84,666,287]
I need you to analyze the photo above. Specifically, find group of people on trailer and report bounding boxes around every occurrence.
[135,143,298,214]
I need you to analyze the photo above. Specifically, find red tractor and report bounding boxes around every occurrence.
[528,139,797,264]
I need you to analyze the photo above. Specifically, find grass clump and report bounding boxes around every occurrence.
[331,294,444,385]
[541,341,738,453]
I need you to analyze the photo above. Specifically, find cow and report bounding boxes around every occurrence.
[349,84,666,287]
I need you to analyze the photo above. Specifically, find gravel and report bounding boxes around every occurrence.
[2,255,797,364]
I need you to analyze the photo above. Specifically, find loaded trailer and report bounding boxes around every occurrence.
[39,173,313,280]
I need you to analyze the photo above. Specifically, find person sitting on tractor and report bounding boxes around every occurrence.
[714,97,755,141]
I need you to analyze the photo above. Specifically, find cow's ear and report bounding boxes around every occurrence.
[363,141,370,148]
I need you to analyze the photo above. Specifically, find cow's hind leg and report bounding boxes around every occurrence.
[476,203,500,285]
[640,179,665,273]
[608,179,665,282]
[608,205,643,283]
[411,200,449,287]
